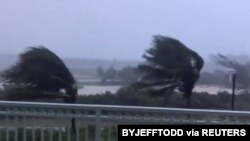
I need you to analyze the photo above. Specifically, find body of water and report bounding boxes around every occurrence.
[78,85,121,95]
[78,85,235,95]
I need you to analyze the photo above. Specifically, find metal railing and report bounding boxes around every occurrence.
[1,101,250,141]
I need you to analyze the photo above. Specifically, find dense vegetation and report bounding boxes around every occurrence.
[1,36,250,112]
[0,47,78,133]
[76,86,250,111]
[96,66,140,85]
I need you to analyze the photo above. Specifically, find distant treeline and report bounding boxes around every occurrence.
[95,66,232,87]
[96,66,140,84]
[1,85,250,111]
[198,70,230,87]
[76,86,250,111]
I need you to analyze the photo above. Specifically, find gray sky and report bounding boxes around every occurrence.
[0,0,250,61]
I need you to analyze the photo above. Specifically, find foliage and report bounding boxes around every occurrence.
[96,66,140,84]
[1,46,77,102]
[1,46,78,133]
[117,66,140,83]
[76,86,250,111]
[212,54,250,89]
[104,66,117,81]
[96,66,105,81]
[136,35,204,102]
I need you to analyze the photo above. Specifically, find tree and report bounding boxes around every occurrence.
[118,66,140,83]
[137,35,204,107]
[96,66,105,82]
[96,66,104,77]
[1,46,78,132]
[212,54,250,90]
[103,66,117,82]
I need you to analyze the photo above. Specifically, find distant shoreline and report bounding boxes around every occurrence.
[78,84,237,96]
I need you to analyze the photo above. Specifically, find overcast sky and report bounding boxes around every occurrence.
[0,0,250,61]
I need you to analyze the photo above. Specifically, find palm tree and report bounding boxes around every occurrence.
[213,53,250,90]
[1,46,78,132]
[137,35,204,107]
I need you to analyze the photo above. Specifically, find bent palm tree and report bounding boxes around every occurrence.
[213,53,250,89]
[1,46,78,132]
[137,35,204,107]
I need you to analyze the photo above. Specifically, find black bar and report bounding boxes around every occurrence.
[118,125,250,140]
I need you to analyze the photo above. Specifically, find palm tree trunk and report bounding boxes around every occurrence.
[186,96,192,121]
[64,98,76,135]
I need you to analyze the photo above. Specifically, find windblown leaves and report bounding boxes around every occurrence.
[1,46,77,102]
[137,35,204,98]
[213,53,250,89]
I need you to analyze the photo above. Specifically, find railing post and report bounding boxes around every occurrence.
[23,116,26,141]
[0,127,2,141]
[95,109,101,141]
[14,116,18,141]
[41,128,44,141]
[5,111,9,141]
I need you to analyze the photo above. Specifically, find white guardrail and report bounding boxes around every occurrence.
[0,101,250,141]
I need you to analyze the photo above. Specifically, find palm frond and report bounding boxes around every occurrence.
[213,53,240,69]
[1,46,77,102]
[137,35,204,99]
